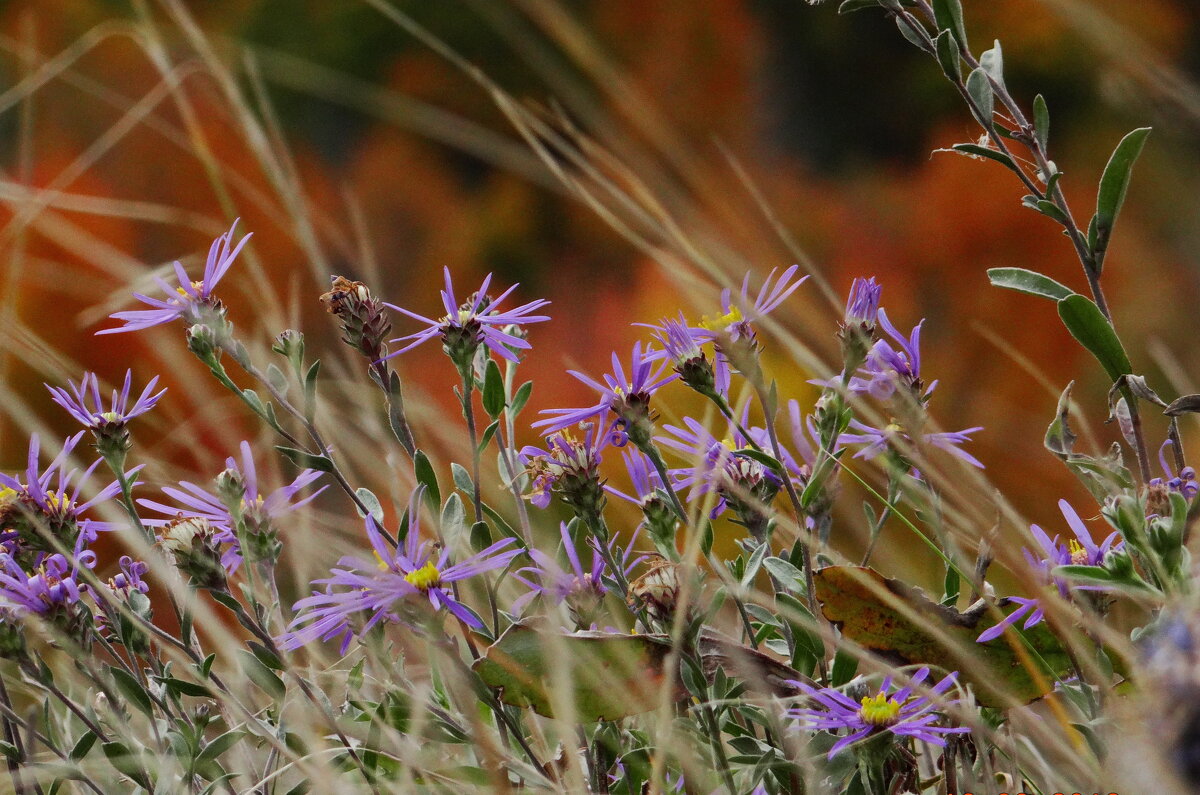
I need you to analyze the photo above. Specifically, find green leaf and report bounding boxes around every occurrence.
[109,667,154,717]
[441,493,466,540]
[1094,127,1152,265]
[473,621,682,721]
[303,360,320,418]
[451,463,473,495]
[414,451,440,509]
[762,557,806,594]
[237,650,286,699]
[979,40,1004,88]
[1044,381,1078,458]
[1052,565,1154,594]
[510,381,533,416]
[831,648,859,687]
[69,731,97,761]
[950,143,1019,174]
[931,0,967,47]
[102,742,145,783]
[196,730,245,765]
[1020,195,1071,226]
[478,420,500,453]
[266,363,289,397]
[1033,94,1050,151]
[934,30,960,80]
[274,446,334,473]
[470,521,492,552]
[987,267,1074,301]
[482,359,505,418]
[161,677,211,698]
[354,488,384,523]
[894,15,932,53]
[814,566,1074,706]
[1057,294,1133,382]
[965,68,993,127]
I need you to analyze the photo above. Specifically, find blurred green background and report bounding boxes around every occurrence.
[1,0,1198,578]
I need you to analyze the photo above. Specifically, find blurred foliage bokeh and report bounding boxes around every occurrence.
[1,0,1199,586]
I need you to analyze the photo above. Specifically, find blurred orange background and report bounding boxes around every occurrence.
[1,0,1198,588]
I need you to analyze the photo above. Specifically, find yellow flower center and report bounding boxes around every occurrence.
[175,281,205,299]
[858,691,902,726]
[885,422,904,435]
[372,550,389,571]
[404,561,442,591]
[699,306,743,331]
[1068,538,1088,565]
[0,487,15,503]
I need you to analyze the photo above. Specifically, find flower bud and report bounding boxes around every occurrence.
[160,517,228,591]
[321,276,392,362]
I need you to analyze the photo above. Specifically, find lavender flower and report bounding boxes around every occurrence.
[789,667,969,758]
[279,504,522,651]
[844,276,882,328]
[519,423,611,515]
[511,523,644,626]
[838,418,985,470]
[698,265,808,342]
[46,371,165,431]
[98,220,250,335]
[657,417,781,526]
[643,313,728,398]
[138,441,325,572]
[532,342,676,446]
[977,499,1123,642]
[844,308,932,401]
[1151,440,1198,502]
[384,267,550,368]
[106,556,150,595]
[0,433,129,552]
[0,554,87,624]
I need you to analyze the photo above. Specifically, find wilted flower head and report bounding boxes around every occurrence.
[532,342,676,447]
[0,433,129,555]
[384,267,550,371]
[976,499,1123,643]
[788,667,969,758]
[159,516,228,591]
[98,220,250,335]
[280,499,522,651]
[320,276,392,361]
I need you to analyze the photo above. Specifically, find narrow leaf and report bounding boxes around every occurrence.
[1032,94,1050,151]
[1094,127,1152,265]
[988,269,1075,303]
[274,446,334,473]
[965,68,993,127]
[931,0,967,47]
[413,451,440,509]
[482,360,505,418]
[1057,295,1133,382]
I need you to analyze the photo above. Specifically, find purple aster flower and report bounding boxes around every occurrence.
[788,667,969,758]
[46,370,165,431]
[97,220,250,335]
[844,276,882,328]
[604,449,664,506]
[519,422,611,515]
[657,417,781,523]
[0,433,131,551]
[107,555,150,595]
[532,342,677,446]
[976,500,1122,642]
[0,551,89,617]
[844,308,933,401]
[383,267,550,366]
[642,313,730,398]
[511,522,645,626]
[279,500,522,652]
[138,441,325,573]
[698,265,808,342]
[838,417,985,470]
